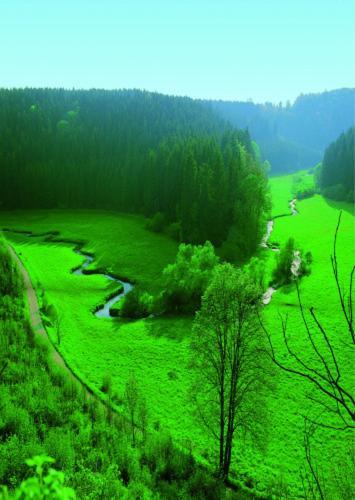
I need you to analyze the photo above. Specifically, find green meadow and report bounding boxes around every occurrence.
[1,176,353,497]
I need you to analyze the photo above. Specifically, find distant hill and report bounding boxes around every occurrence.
[205,88,355,173]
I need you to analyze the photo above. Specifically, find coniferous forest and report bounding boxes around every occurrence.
[317,126,354,202]
[0,88,268,253]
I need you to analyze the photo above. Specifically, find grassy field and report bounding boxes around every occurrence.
[0,210,178,293]
[258,175,354,495]
[1,184,354,497]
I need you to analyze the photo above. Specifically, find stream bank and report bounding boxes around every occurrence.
[3,229,134,319]
[261,198,300,305]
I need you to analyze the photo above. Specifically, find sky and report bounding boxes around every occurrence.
[0,0,354,103]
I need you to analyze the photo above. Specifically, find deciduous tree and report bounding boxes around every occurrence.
[191,263,267,480]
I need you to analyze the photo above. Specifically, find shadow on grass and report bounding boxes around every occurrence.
[144,315,193,341]
[322,197,354,216]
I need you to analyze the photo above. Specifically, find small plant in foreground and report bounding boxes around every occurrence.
[1,454,75,499]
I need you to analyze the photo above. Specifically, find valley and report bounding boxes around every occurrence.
[1,173,353,497]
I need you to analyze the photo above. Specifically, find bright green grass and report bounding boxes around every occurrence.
[269,173,295,216]
[0,210,178,293]
[1,194,354,497]
[257,182,354,495]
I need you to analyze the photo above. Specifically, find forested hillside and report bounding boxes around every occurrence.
[0,88,268,254]
[318,126,354,202]
[206,88,355,172]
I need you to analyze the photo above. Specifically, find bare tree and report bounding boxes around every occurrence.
[260,212,354,431]
[191,263,268,481]
[300,418,326,500]
[138,394,149,443]
[124,374,139,446]
[260,212,354,498]
[54,313,62,346]
[48,304,62,345]
[124,373,148,446]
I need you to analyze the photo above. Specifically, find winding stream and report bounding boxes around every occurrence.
[261,198,300,305]
[6,196,301,315]
[72,249,133,318]
[3,229,134,319]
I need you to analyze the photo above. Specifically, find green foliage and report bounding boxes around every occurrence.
[322,183,349,202]
[210,88,355,173]
[145,212,166,233]
[319,126,354,202]
[272,238,312,287]
[299,251,312,278]
[272,238,296,286]
[0,241,226,498]
[1,455,75,499]
[120,289,154,319]
[1,178,353,497]
[0,88,268,253]
[292,172,315,199]
[100,374,112,394]
[0,241,22,297]
[162,241,219,313]
[166,222,181,241]
[191,263,265,479]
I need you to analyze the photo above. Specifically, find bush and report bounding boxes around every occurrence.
[3,454,76,498]
[272,238,296,286]
[292,173,316,200]
[44,429,75,471]
[162,241,219,313]
[119,289,154,319]
[145,212,166,233]
[100,374,112,394]
[0,243,22,297]
[273,240,312,286]
[166,222,181,241]
[299,251,312,278]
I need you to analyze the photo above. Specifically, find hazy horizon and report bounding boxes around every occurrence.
[1,0,354,104]
[1,84,354,107]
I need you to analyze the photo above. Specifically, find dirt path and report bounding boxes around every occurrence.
[7,244,87,386]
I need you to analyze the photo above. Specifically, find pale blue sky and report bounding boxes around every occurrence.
[0,0,354,103]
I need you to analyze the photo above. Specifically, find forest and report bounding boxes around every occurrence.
[317,126,354,202]
[0,89,268,254]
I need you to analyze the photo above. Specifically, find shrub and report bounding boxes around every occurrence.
[4,454,76,498]
[162,241,219,313]
[119,289,154,319]
[273,240,312,286]
[166,222,181,241]
[145,212,166,233]
[292,173,316,200]
[186,469,224,499]
[272,238,296,286]
[100,374,112,394]
[44,429,75,471]
[299,251,312,278]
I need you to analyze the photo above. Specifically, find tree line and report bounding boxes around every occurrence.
[0,88,268,254]
[317,126,354,203]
